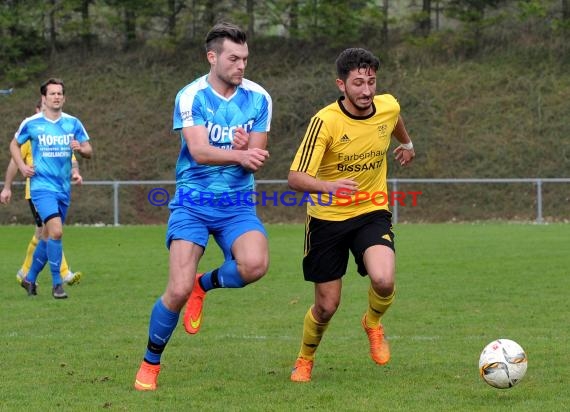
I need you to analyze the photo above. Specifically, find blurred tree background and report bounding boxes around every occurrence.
[0,0,569,223]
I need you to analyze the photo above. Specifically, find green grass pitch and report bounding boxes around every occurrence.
[0,223,568,411]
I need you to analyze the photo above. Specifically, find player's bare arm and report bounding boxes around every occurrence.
[71,169,83,185]
[0,159,19,204]
[288,170,358,195]
[232,127,249,150]
[71,139,93,159]
[71,159,82,185]
[246,130,268,151]
[232,128,269,151]
[9,138,34,178]
[242,130,269,172]
[392,115,415,167]
[183,126,269,171]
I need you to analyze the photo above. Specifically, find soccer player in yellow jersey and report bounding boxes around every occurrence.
[0,101,83,286]
[288,48,416,382]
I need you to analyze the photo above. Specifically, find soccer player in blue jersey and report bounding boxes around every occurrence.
[1,99,83,287]
[134,21,272,391]
[9,78,92,299]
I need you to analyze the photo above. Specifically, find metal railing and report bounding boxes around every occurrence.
[388,178,570,225]
[77,178,570,226]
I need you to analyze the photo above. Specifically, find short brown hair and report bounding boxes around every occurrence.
[40,78,65,96]
[205,22,247,54]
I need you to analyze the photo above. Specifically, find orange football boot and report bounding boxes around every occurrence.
[362,314,390,365]
[134,361,160,391]
[290,357,314,382]
[183,274,206,334]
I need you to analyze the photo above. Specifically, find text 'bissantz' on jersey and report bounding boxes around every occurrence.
[172,75,272,203]
[290,95,400,221]
[15,112,90,195]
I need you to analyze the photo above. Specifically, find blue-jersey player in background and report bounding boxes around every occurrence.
[9,78,93,299]
[135,21,272,391]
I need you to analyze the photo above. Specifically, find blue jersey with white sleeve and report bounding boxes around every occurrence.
[172,75,272,201]
[15,112,90,195]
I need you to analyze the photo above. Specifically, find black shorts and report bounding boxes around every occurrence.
[303,210,395,283]
[28,199,43,227]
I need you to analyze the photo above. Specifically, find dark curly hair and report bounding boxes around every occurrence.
[335,48,380,81]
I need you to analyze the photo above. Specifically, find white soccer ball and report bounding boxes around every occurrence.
[479,338,528,389]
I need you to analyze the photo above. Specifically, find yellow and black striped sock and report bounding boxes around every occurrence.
[298,306,329,361]
[365,286,395,328]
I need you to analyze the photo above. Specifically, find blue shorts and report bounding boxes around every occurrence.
[31,190,70,224]
[166,202,267,259]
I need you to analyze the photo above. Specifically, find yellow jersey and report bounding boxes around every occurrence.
[290,94,400,221]
[20,141,33,200]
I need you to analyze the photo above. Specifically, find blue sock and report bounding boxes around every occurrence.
[26,239,47,284]
[47,238,63,286]
[200,260,245,291]
[144,298,180,364]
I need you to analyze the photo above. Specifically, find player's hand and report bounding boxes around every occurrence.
[232,127,249,151]
[329,179,359,196]
[393,145,415,166]
[0,188,12,204]
[240,148,269,172]
[19,164,35,178]
[71,139,81,151]
[71,172,83,185]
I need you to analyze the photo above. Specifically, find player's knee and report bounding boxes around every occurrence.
[239,256,268,283]
[313,300,339,323]
[163,288,190,311]
[49,228,63,240]
[371,277,394,297]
